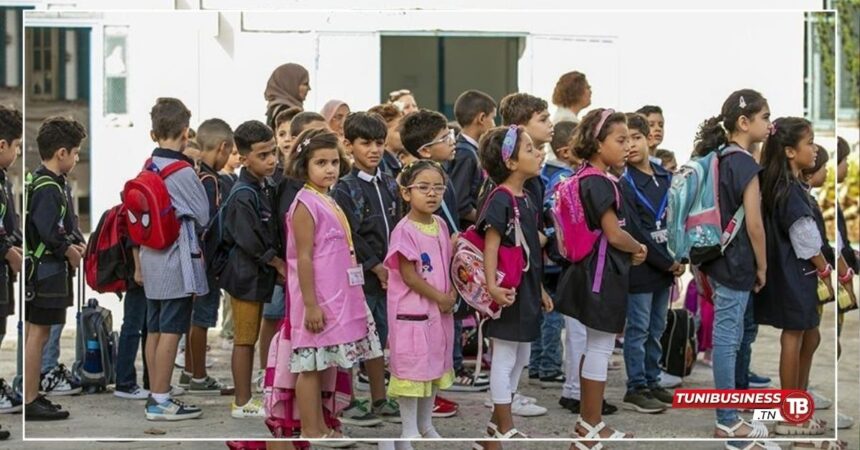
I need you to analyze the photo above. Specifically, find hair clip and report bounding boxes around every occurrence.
[718,121,729,135]
[739,96,747,109]
[501,125,519,162]
[297,138,310,154]
[592,108,615,139]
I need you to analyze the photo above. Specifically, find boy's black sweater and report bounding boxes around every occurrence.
[447,133,485,229]
[332,167,402,298]
[220,168,278,302]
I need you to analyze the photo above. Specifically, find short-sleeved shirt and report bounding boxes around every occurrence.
[699,146,762,291]
[754,180,819,330]
[477,186,543,342]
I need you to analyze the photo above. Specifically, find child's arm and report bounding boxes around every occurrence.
[132,247,143,285]
[332,185,387,288]
[398,253,456,313]
[600,208,647,264]
[837,254,857,307]
[226,193,278,268]
[30,188,81,267]
[742,177,767,292]
[293,202,325,333]
[484,227,516,307]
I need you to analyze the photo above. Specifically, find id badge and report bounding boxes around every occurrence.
[651,229,668,244]
[348,266,365,286]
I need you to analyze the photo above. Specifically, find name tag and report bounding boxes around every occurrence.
[348,266,365,286]
[651,229,668,244]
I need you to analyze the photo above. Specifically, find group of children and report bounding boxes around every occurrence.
[8,71,858,450]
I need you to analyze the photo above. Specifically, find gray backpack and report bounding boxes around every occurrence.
[72,268,118,393]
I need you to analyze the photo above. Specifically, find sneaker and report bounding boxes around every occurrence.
[25,395,69,421]
[178,372,192,389]
[189,376,227,395]
[807,389,832,410]
[837,413,854,429]
[114,385,150,400]
[231,398,265,419]
[170,385,186,397]
[355,370,390,391]
[432,396,458,418]
[602,400,618,415]
[748,372,772,388]
[253,369,264,394]
[220,337,234,351]
[613,337,624,354]
[623,388,667,414]
[0,425,8,440]
[510,396,547,417]
[146,396,203,421]
[528,372,540,383]
[443,368,490,392]
[559,396,580,413]
[650,386,674,405]
[372,398,401,423]
[0,379,22,413]
[658,371,683,388]
[40,364,82,396]
[484,393,536,408]
[539,371,565,388]
[340,399,382,427]
[174,349,186,368]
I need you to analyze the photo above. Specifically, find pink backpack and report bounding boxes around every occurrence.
[551,164,620,264]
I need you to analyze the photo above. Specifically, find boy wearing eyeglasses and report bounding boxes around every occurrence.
[333,112,404,425]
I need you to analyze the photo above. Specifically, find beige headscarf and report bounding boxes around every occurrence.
[264,63,309,122]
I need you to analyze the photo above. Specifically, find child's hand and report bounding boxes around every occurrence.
[541,290,554,313]
[270,257,286,279]
[372,264,388,290]
[134,266,144,286]
[631,244,647,266]
[5,247,22,275]
[438,287,457,314]
[304,305,326,333]
[669,262,686,277]
[65,245,83,269]
[754,268,767,293]
[488,285,516,307]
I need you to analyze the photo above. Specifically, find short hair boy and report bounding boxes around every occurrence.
[450,90,496,228]
[289,111,326,139]
[636,105,664,154]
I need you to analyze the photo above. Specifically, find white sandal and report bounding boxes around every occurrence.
[725,441,781,450]
[299,429,356,448]
[486,421,528,438]
[715,419,770,439]
[775,418,826,436]
[570,416,631,450]
[791,440,847,450]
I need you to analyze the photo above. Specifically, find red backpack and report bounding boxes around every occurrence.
[122,158,191,249]
[84,204,131,294]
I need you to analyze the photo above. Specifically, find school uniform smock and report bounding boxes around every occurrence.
[754,180,821,330]
[621,163,674,293]
[698,145,761,291]
[805,184,835,265]
[477,187,543,342]
[287,187,382,372]
[219,168,278,302]
[557,175,631,334]
[384,216,455,396]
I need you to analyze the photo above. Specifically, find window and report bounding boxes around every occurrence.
[26,27,59,100]
[104,26,128,115]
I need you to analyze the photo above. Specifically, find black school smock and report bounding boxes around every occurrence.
[219,168,278,302]
[557,174,631,334]
[698,146,761,291]
[620,163,675,294]
[477,186,543,343]
[754,180,820,330]
[805,184,835,265]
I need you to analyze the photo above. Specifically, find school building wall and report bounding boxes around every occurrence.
[23,9,807,223]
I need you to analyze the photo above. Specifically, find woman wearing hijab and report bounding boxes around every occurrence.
[321,99,350,137]
[264,63,311,130]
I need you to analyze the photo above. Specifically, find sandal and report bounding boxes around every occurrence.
[570,416,631,449]
[775,419,826,436]
[791,440,847,450]
[725,442,781,450]
[486,421,528,438]
[299,429,356,448]
[714,419,770,439]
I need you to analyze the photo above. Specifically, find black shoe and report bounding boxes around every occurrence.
[528,372,540,381]
[25,395,69,421]
[602,399,618,415]
[559,396,580,413]
[540,371,566,388]
[0,424,9,440]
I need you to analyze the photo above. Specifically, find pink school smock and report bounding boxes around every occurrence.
[286,187,369,351]
[384,216,455,382]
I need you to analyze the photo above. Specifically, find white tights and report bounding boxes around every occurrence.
[489,338,531,404]
[581,327,616,382]
[392,387,440,450]
[562,316,587,399]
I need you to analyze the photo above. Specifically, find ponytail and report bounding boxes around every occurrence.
[694,89,768,157]
[694,114,728,157]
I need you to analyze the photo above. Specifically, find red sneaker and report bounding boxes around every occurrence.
[433,396,458,418]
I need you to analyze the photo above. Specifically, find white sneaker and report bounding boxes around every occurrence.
[658,371,683,389]
[232,398,266,418]
[483,393,537,408]
[114,385,150,400]
[174,349,186,368]
[170,385,186,397]
[510,397,547,417]
[220,338,234,351]
[838,412,854,429]
[807,389,832,410]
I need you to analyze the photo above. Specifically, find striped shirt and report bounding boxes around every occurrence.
[139,154,210,299]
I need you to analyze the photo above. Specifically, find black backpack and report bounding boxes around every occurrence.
[659,308,697,378]
[72,267,118,393]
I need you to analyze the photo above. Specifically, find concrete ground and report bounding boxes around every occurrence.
[5,287,859,449]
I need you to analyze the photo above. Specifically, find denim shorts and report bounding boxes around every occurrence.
[191,288,222,328]
[147,297,193,334]
[263,285,285,320]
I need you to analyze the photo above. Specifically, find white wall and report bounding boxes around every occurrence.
[24,9,808,222]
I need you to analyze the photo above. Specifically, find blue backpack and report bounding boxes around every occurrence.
[666,146,746,265]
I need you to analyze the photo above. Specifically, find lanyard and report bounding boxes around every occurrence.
[304,184,358,265]
[623,171,669,227]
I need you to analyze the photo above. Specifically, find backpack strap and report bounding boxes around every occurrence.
[716,145,747,250]
[199,172,222,209]
[143,158,192,179]
[25,175,68,261]
[482,185,530,272]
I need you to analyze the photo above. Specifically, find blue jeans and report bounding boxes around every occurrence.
[116,287,149,389]
[365,292,388,348]
[528,311,564,377]
[735,299,758,389]
[623,287,670,392]
[710,277,750,440]
[41,323,63,373]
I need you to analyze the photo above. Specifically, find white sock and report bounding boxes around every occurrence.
[417,388,439,437]
[191,377,207,383]
[152,392,170,404]
[399,397,420,439]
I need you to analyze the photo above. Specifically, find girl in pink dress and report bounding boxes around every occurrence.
[385,161,456,448]
[286,128,383,445]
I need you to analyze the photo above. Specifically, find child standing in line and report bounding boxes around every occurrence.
[557,109,644,448]
[475,126,553,447]
[286,128,382,445]
[218,144,242,347]
[385,160,456,448]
